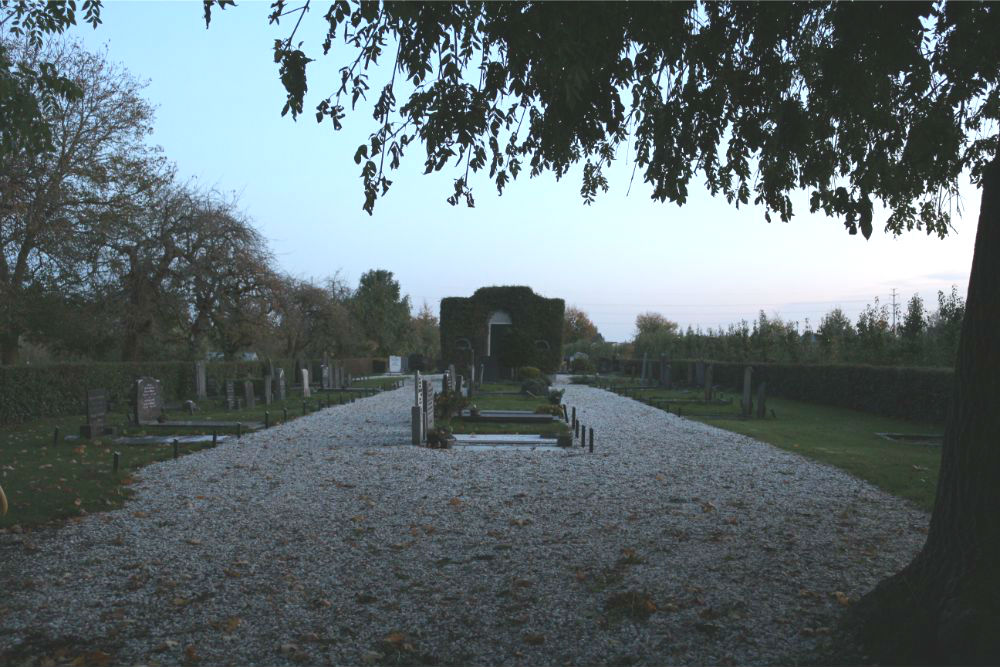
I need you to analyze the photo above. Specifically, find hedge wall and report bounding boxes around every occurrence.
[664,359,953,424]
[440,286,564,373]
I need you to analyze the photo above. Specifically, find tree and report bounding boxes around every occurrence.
[410,301,440,361]
[230,2,1000,661]
[563,306,599,344]
[855,298,892,365]
[351,269,411,356]
[632,311,679,359]
[0,37,155,364]
[900,293,927,362]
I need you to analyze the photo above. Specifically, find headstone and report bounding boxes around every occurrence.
[195,361,207,400]
[276,368,286,401]
[346,372,352,388]
[687,363,694,386]
[80,388,107,438]
[443,373,452,393]
[134,377,163,425]
[703,364,713,402]
[755,382,768,419]
[412,371,423,444]
[244,380,256,409]
[456,374,463,395]
[742,366,753,418]
[225,380,236,410]
[478,363,485,387]
[695,361,706,386]
[661,361,672,389]
[321,365,332,391]
[422,379,435,433]
[641,352,649,386]
[263,375,273,405]
[301,369,311,398]
[389,355,402,374]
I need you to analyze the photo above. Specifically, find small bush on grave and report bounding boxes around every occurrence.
[534,404,563,416]
[571,357,596,373]
[433,391,468,419]
[518,366,542,380]
[521,377,551,396]
[426,426,453,449]
[548,388,565,404]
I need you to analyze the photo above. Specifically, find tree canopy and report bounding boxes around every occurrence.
[241,1,998,229]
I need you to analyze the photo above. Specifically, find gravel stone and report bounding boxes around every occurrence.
[0,377,928,665]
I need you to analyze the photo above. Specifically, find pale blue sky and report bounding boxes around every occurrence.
[76,1,978,341]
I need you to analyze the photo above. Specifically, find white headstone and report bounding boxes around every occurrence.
[301,368,311,398]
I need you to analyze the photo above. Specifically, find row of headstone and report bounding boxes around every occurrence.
[660,355,672,388]
[741,366,768,418]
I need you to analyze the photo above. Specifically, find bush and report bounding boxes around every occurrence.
[569,375,598,385]
[518,366,542,380]
[548,388,565,404]
[521,377,551,397]
[534,404,563,416]
[433,390,468,419]
[570,357,596,373]
[426,426,453,449]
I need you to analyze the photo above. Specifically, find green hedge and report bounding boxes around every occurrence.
[665,359,953,424]
[440,286,564,372]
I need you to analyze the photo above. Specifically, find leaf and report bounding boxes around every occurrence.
[384,632,406,645]
[448,497,463,506]
[833,591,850,606]
[523,633,545,645]
[224,616,242,632]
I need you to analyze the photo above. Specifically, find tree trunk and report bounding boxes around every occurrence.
[842,157,1000,664]
[0,331,20,366]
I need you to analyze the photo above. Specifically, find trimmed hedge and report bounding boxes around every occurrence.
[440,286,564,372]
[665,359,953,424]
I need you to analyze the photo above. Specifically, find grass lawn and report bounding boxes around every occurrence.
[608,387,942,511]
[442,382,570,437]
[0,387,394,529]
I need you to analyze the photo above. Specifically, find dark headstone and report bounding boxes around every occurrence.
[134,377,163,425]
[755,382,767,419]
[703,364,713,402]
[80,388,108,439]
[263,375,273,405]
[195,361,207,400]
[742,366,753,418]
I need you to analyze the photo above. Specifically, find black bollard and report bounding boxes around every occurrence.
[173,439,179,459]
[113,451,120,473]
[580,423,585,447]
[562,404,568,422]
[53,426,60,447]
[283,407,288,423]
[212,431,218,446]
[589,428,594,453]
[265,411,270,428]
[574,418,579,438]
[237,422,242,439]
[571,406,577,427]
[303,401,307,416]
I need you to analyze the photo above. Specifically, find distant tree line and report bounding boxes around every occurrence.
[563,289,965,369]
[1,38,438,365]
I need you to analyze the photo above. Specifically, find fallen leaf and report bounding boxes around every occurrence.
[509,518,531,527]
[384,632,406,645]
[186,538,202,546]
[833,591,850,606]
[523,633,545,645]
[132,511,148,518]
[448,497,463,506]
[184,644,199,663]
[224,616,242,632]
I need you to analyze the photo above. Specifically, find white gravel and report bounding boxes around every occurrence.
[0,377,929,665]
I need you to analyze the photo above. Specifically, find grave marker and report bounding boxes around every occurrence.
[389,355,402,373]
[755,382,768,419]
[703,364,714,402]
[411,371,423,444]
[321,364,332,391]
[244,380,256,409]
[742,366,753,418]
[301,369,311,398]
[195,361,207,400]
[134,377,163,425]
[80,388,108,439]
[225,380,237,410]
[276,368,286,401]
[263,375,273,405]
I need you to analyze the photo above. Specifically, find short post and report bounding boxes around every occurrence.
[574,418,579,438]
[212,431,218,446]
[113,451,120,473]
[236,422,242,439]
[303,401,307,416]
[283,407,288,423]
[264,411,270,428]
[53,427,59,447]
[562,404,568,422]
[172,439,179,459]
[589,427,594,453]
[571,406,577,428]
[580,424,585,447]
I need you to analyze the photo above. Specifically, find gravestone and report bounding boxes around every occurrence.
[695,361,706,386]
[134,377,163,425]
[422,379,435,433]
[479,363,485,387]
[195,361,207,400]
[244,380,256,409]
[755,382,768,419]
[346,372,352,387]
[263,375,273,405]
[641,352,649,385]
[443,373,452,394]
[411,371,423,444]
[276,368,286,401]
[389,355,402,374]
[661,360,672,389]
[321,365,332,391]
[703,364,713,402]
[80,388,108,439]
[334,365,343,389]
[225,380,236,410]
[742,366,754,418]
[456,374,463,395]
[687,363,694,386]
[301,369,311,398]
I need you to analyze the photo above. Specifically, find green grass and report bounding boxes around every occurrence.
[441,382,569,437]
[613,388,942,511]
[0,387,395,528]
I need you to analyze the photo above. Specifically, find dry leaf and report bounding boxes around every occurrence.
[186,538,202,546]
[184,644,199,663]
[224,616,242,632]
[833,591,850,606]
[384,632,406,645]
[448,497,463,506]
[523,633,545,645]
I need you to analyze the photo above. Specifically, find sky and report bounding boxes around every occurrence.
[74,1,979,342]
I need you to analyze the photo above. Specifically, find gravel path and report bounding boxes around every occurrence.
[0,378,929,666]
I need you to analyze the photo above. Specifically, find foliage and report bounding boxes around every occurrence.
[517,366,541,380]
[534,403,562,416]
[410,301,441,363]
[520,377,551,397]
[570,356,596,373]
[632,312,680,360]
[440,286,564,372]
[351,269,412,357]
[547,388,565,405]
[563,306,600,344]
[425,425,452,449]
[433,390,467,420]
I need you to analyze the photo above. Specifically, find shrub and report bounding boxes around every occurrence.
[521,377,551,396]
[433,391,468,419]
[426,426,453,449]
[518,366,542,380]
[571,357,596,373]
[548,388,565,404]
[569,375,597,385]
[534,404,563,416]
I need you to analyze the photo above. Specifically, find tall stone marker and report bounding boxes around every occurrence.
[80,388,108,439]
[661,359,672,389]
[225,380,237,410]
[276,368,286,401]
[195,361,207,400]
[389,355,402,374]
[411,371,423,444]
[244,380,256,409]
[301,369,311,398]
[742,366,754,418]
[134,377,163,425]
[703,364,714,402]
[756,382,768,419]
[263,375,273,405]
[321,365,332,391]
[422,379,435,434]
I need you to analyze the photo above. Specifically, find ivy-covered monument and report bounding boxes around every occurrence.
[440,286,564,381]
